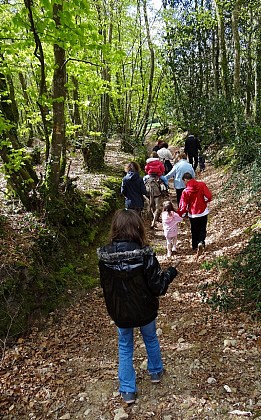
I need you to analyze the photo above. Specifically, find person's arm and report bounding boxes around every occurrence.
[177,190,188,217]
[174,212,183,223]
[140,179,147,195]
[165,165,176,180]
[121,179,126,195]
[144,250,178,296]
[203,183,212,202]
[197,138,202,151]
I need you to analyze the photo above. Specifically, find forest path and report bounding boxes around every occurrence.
[1,139,260,420]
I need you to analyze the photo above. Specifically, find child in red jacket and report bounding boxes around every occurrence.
[143,152,168,187]
[178,172,212,253]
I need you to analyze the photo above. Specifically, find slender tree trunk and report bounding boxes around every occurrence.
[138,0,155,141]
[214,0,230,100]
[95,0,112,138]
[254,15,261,124]
[24,0,51,161]
[212,28,220,96]
[231,0,241,98]
[71,75,82,136]
[245,9,253,118]
[19,72,35,145]
[46,2,67,193]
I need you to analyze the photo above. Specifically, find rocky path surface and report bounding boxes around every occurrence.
[1,140,260,419]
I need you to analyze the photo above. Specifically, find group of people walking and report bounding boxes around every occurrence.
[97,133,212,406]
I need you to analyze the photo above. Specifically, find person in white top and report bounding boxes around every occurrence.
[161,200,183,257]
[157,142,173,174]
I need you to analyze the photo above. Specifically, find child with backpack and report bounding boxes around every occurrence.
[143,151,168,188]
[162,200,183,257]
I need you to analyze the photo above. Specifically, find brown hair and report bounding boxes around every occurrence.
[182,172,193,181]
[162,200,176,214]
[125,161,140,173]
[109,209,146,246]
[179,152,187,160]
[159,142,168,149]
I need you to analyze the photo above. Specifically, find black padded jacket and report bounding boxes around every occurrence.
[97,241,175,328]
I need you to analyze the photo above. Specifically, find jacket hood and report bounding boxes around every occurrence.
[125,171,140,181]
[97,244,152,263]
[146,158,159,163]
[186,179,200,193]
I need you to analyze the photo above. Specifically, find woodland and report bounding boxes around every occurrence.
[0,0,261,418]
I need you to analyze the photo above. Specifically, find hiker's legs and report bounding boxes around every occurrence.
[189,216,207,249]
[166,237,172,257]
[176,188,184,207]
[188,155,193,166]
[193,155,199,171]
[197,215,208,246]
[172,236,177,251]
[117,327,136,393]
[140,320,163,374]
[189,217,200,250]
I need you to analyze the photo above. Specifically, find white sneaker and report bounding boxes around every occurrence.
[167,252,171,257]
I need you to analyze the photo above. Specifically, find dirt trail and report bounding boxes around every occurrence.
[1,140,260,419]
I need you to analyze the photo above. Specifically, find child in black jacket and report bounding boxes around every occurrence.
[97,209,177,405]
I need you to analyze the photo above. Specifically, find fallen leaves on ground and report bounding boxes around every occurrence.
[0,140,260,420]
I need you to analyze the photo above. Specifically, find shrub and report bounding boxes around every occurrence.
[200,233,261,316]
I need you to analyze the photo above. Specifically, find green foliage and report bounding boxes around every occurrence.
[200,256,229,271]
[233,125,261,169]
[222,156,261,208]
[200,233,261,316]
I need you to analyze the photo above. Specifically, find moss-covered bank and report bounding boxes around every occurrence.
[0,176,122,343]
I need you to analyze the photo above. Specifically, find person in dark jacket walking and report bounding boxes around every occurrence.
[121,161,147,215]
[184,134,202,171]
[97,209,178,405]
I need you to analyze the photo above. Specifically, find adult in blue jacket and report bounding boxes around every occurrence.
[97,209,177,405]
[121,161,147,214]
[165,153,195,206]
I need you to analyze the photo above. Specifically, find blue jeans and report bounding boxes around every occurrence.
[117,320,163,393]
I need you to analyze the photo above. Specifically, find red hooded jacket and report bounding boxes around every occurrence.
[145,158,165,176]
[178,178,212,218]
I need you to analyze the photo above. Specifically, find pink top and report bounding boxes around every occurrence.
[162,211,183,239]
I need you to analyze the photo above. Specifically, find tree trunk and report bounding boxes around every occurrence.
[214,0,230,100]
[138,0,155,141]
[24,0,51,161]
[46,2,67,193]
[19,72,35,146]
[231,0,241,98]
[71,75,82,128]
[245,9,253,118]
[254,15,261,124]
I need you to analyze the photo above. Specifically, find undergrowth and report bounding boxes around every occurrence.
[200,233,261,317]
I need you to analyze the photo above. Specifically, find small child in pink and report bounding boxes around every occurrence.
[162,200,183,257]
